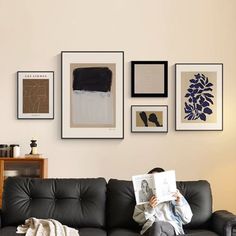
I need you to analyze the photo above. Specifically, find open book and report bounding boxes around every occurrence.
[132,170,177,205]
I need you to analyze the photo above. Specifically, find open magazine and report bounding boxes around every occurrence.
[132,170,177,205]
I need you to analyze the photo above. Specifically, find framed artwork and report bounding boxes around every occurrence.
[175,63,223,131]
[61,51,124,139]
[131,61,168,97]
[17,71,54,119]
[131,105,168,133]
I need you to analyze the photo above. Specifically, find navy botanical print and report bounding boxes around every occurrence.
[184,73,214,121]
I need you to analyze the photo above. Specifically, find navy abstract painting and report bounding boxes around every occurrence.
[184,73,214,121]
[73,67,112,92]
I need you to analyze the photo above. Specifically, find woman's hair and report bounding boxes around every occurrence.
[148,167,165,174]
[141,179,150,191]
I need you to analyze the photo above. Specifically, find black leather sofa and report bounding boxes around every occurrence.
[0,177,236,236]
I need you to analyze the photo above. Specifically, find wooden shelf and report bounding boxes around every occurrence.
[0,157,48,208]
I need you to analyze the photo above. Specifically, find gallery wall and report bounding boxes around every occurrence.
[0,0,236,212]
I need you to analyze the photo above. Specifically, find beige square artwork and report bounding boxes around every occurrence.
[134,64,164,94]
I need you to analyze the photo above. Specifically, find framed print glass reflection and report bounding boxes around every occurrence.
[17,71,54,119]
[175,63,223,131]
[61,51,124,139]
[131,105,168,133]
[131,61,168,97]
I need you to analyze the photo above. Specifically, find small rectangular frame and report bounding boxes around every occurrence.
[17,71,54,119]
[131,105,168,133]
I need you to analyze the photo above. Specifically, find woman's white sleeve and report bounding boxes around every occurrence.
[133,204,155,224]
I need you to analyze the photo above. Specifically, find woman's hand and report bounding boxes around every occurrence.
[149,195,158,208]
[172,189,181,204]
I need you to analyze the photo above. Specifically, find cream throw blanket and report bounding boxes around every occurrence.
[16,218,80,236]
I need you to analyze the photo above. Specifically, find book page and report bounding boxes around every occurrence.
[132,174,155,205]
[153,170,177,203]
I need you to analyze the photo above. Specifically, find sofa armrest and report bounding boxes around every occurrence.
[211,210,236,236]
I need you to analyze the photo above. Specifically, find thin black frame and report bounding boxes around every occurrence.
[131,105,168,133]
[61,51,124,139]
[175,63,223,131]
[17,71,54,120]
[131,61,168,97]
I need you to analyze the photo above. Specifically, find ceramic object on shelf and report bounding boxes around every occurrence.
[4,170,19,177]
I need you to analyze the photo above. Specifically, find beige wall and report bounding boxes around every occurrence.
[0,0,236,212]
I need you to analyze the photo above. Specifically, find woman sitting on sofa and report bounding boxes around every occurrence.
[133,167,193,236]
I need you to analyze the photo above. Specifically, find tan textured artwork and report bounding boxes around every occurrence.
[134,64,164,94]
[23,79,49,113]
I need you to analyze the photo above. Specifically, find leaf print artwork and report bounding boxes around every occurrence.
[184,73,214,121]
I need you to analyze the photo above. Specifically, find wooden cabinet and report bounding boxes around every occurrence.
[0,157,48,208]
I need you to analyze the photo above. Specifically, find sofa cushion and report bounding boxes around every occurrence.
[177,181,212,229]
[184,229,218,236]
[108,228,140,236]
[0,227,107,236]
[0,226,23,236]
[2,177,107,228]
[0,227,219,236]
[106,179,140,230]
[79,228,107,236]
[107,229,219,236]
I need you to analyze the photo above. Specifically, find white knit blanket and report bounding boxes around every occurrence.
[16,218,80,236]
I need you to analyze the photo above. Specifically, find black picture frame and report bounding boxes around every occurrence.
[17,71,54,120]
[131,61,168,97]
[61,51,124,139]
[175,63,223,131]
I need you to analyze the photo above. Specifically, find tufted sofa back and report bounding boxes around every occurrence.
[106,179,212,230]
[106,179,140,230]
[2,177,107,228]
[2,177,213,231]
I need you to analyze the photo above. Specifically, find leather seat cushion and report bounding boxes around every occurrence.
[79,228,107,236]
[107,228,219,236]
[0,227,107,236]
[0,226,23,236]
[108,228,140,236]
[184,229,219,236]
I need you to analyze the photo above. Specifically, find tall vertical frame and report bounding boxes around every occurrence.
[61,51,124,139]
